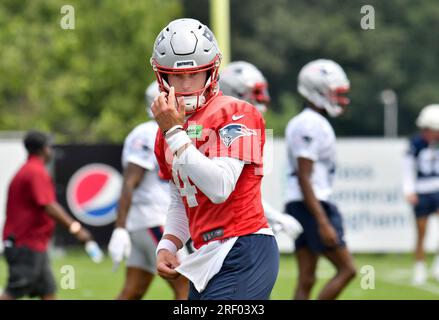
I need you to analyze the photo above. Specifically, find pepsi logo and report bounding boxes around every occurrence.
[66,164,122,226]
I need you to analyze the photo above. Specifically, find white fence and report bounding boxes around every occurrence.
[262,138,439,253]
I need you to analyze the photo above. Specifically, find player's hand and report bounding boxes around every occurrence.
[318,222,338,248]
[157,249,180,280]
[75,227,92,243]
[405,193,419,206]
[108,228,131,270]
[278,213,303,240]
[151,86,185,133]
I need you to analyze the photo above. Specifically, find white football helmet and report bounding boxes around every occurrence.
[297,59,350,117]
[150,18,222,114]
[416,104,439,130]
[145,80,160,118]
[219,61,270,113]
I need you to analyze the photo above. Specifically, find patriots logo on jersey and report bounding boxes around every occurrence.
[219,123,256,147]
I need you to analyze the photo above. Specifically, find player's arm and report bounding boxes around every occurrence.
[152,87,244,203]
[296,157,338,247]
[45,202,103,263]
[30,169,92,243]
[46,202,103,262]
[156,182,190,280]
[115,163,146,228]
[175,148,245,204]
[108,163,146,269]
[45,202,91,243]
[402,150,418,205]
[153,87,245,204]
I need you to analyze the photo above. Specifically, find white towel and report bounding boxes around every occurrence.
[175,237,238,293]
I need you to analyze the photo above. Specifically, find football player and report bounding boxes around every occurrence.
[403,104,439,285]
[285,59,356,300]
[151,18,279,300]
[220,61,303,240]
[108,81,189,300]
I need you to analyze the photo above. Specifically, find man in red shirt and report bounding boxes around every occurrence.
[151,19,279,300]
[1,131,97,300]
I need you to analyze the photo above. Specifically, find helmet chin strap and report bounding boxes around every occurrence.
[182,95,206,112]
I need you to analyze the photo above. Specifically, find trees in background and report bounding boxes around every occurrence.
[185,0,439,137]
[1,0,439,141]
[0,0,180,142]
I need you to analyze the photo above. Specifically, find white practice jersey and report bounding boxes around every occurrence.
[122,121,169,231]
[285,107,336,202]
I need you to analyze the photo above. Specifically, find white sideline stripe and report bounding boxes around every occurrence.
[380,277,439,295]
[380,269,439,295]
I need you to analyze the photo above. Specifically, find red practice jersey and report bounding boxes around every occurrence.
[155,93,269,249]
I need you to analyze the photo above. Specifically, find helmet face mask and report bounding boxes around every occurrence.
[150,19,222,114]
[326,86,350,115]
[329,86,350,106]
[298,59,350,118]
[249,82,270,113]
[151,56,220,113]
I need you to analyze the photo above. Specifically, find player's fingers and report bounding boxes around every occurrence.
[124,244,131,258]
[112,262,120,272]
[111,255,122,267]
[177,96,185,120]
[151,102,157,117]
[157,92,168,111]
[168,256,181,269]
[168,86,176,109]
[157,262,179,279]
[152,96,162,115]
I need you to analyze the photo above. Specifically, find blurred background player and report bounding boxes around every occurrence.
[1,130,101,300]
[108,81,189,300]
[220,61,303,240]
[403,104,439,285]
[151,18,279,300]
[284,59,356,300]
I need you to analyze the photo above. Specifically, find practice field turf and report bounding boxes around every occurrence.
[1,249,439,300]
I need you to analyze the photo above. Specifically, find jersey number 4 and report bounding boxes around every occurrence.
[172,166,198,207]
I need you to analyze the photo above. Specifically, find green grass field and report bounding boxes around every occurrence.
[1,250,439,299]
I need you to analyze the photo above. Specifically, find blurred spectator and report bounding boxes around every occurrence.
[1,130,100,300]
